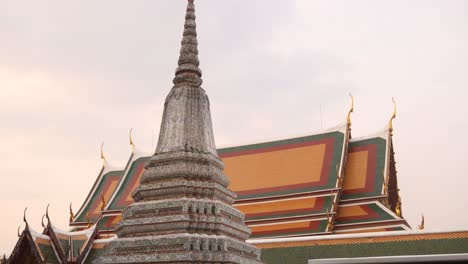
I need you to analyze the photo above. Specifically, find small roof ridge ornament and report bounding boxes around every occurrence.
[23,207,28,227]
[45,203,50,221]
[129,128,135,152]
[418,214,425,230]
[69,203,74,223]
[100,142,106,166]
[346,93,354,127]
[41,214,46,229]
[389,97,397,133]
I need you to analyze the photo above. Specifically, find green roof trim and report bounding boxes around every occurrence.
[218,131,344,155]
[260,237,468,264]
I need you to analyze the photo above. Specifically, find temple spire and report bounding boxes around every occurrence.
[96,2,261,262]
[173,0,202,87]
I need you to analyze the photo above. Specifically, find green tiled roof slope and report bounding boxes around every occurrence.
[260,237,468,264]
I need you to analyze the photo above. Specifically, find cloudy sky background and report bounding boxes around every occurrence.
[1,0,467,254]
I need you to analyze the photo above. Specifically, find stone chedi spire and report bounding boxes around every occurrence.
[96,1,262,263]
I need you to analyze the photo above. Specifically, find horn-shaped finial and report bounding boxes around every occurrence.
[100,142,106,164]
[418,214,425,230]
[389,97,397,132]
[129,128,135,151]
[17,225,21,237]
[45,203,50,220]
[395,192,402,217]
[23,207,28,225]
[41,214,46,228]
[69,203,74,223]
[346,93,354,126]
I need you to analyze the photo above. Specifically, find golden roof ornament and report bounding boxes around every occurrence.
[389,97,397,132]
[129,128,135,152]
[418,214,425,230]
[395,192,402,217]
[100,142,106,165]
[41,214,46,228]
[23,207,28,226]
[69,203,74,223]
[45,203,50,221]
[346,93,354,127]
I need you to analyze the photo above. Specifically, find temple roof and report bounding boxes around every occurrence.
[250,230,468,263]
[68,118,409,239]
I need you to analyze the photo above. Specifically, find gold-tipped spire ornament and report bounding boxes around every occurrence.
[418,214,425,230]
[395,192,402,217]
[23,207,28,226]
[69,203,74,223]
[41,214,46,228]
[45,203,50,220]
[100,142,106,165]
[129,128,135,152]
[389,97,397,132]
[346,93,354,126]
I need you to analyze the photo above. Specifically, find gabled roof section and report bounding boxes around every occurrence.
[341,129,390,202]
[73,164,124,224]
[47,222,96,263]
[220,123,350,239]
[8,227,61,264]
[334,201,409,233]
[220,123,348,201]
[105,151,151,211]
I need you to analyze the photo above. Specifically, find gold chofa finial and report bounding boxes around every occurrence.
[395,192,402,217]
[69,203,74,223]
[23,207,28,225]
[418,214,425,230]
[129,128,135,151]
[45,203,50,220]
[41,214,46,228]
[389,97,397,132]
[17,225,21,237]
[346,93,354,126]
[100,142,106,164]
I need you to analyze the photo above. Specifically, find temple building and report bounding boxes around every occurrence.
[4,1,468,263]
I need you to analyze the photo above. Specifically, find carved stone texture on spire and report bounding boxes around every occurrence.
[96,1,262,263]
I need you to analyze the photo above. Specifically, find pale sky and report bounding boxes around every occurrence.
[1,0,467,255]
